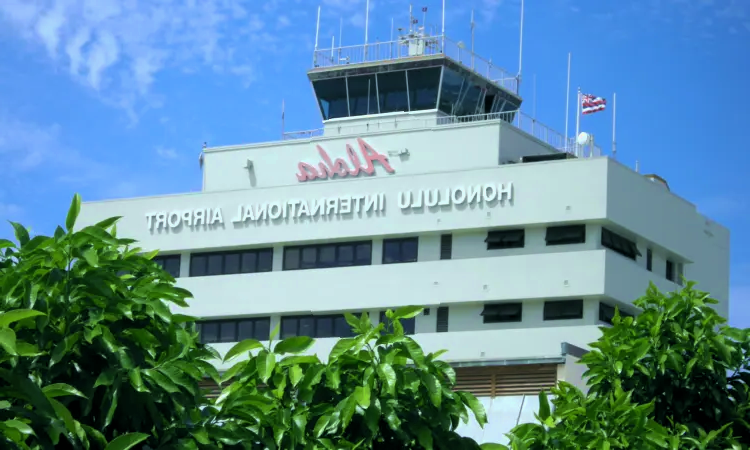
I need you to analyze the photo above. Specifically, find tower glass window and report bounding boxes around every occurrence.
[438,68,464,115]
[348,74,379,116]
[407,67,442,111]
[313,78,349,120]
[377,71,409,113]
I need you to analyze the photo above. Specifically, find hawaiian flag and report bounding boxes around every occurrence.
[581,93,607,115]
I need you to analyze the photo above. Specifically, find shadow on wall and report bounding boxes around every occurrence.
[456,394,542,445]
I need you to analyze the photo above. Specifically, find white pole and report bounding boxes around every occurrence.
[339,17,343,61]
[533,74,537,120]
[364,0,369,58]
[441,0,446,51]
[313,5,321,65]
[517,0,524,92]
[390,17,394,58]
[564,52,571,152]
[470,9,475,70]
[574,88,581,156]
[612,92,617,159]
[331,35,335,58]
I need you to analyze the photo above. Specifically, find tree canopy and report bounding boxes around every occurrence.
[0,195,498,449]
[504,283,750,449]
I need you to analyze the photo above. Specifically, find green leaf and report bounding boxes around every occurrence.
[66,193,82,231]
[537,390,550,421]
[458,391,487,426]
[223,338,264,363]
[0,238,14,249]
[82,248,99,267]
[329,338,357,361]
[9,222,30,246]
[290,365,304,387]
[421,372,442,407]
[103,432,150,450]
[414,424,433,450]
[402,337,426,366]
[353,385,371,409]
[377,363,397,396]
[392,306,423,320]
[43,383,87,399]
[480,444,509,450]
[2,419,34,435]
[0,327,17,355]
[274,335,314,354]
[257,350,276,383]
[95,216,121,229]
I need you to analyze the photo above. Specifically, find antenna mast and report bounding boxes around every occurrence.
[564,52,571,151]
[470,9,475,69]
[517,0,525,92]
[612,92,617,159]
[364,0,370,57]
[313,5,321,65]
[441,0,446,50]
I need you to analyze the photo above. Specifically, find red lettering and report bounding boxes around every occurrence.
[295,138,394,182]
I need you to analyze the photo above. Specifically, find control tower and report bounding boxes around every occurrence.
[307,7,522,126]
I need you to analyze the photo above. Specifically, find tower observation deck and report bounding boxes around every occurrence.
[308,19,522,123]
[285,7,599,157]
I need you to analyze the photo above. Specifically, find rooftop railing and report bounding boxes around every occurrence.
[313,35,519,94]
[281,110,602,157]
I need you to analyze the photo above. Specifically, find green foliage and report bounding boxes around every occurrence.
[1,195,501,449]
[503,282,750,449]
[209,307,492,449]
[0,194,220,449]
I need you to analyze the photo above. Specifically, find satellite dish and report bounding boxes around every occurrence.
[576,132,591,146]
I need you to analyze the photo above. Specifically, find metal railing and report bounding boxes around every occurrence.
[313,35,518,94]
[280,110,604,157]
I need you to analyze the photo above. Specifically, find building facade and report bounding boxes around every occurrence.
[78,27,730,444]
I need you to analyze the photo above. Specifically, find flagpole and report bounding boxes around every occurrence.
[612,92,617,160]
[575,87,581,157]
[281,99,286,139]
[564,52,571,152]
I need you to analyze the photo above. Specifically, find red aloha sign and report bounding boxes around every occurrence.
[296,138,395,182]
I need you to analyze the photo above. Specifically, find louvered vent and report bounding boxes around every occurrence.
[440,234,452,260]
[453,364,557,397]
[436,306,449,332]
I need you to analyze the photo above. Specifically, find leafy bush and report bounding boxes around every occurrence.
[504,283,750,449]
[0,195,220,449]
[207,308,494,449]
[0,195,500,449]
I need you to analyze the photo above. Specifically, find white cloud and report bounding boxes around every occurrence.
[0,0,286,114]
[156,146,179,159]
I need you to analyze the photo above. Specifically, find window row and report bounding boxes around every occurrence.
[196,300,637,343]
[153,226,683,284]
[197,317,271,344]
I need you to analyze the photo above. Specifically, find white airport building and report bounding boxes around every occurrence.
[78,14,729,444]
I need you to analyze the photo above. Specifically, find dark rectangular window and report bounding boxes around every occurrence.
[383,237,418,264]
[486,229,525,250]
[436,306,449,332]
[543,300,584,321]
[379,311,415,335]
[153,255,181,278]
[284,241,372,271]
[646,248,653,271]
[197,317,271,344]
[598,302,633,325]
[666,260,675,282]
[190,248,273,277]
[481,303,522,323]
[280,314,355,339]
[440,234,452,260]
[601,228,641,261]
[546,225,586,246]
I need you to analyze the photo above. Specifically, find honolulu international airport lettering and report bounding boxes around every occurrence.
[144,183,513,231]
[296,138,395,182]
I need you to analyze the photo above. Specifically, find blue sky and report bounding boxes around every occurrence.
[0,0,748,325]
